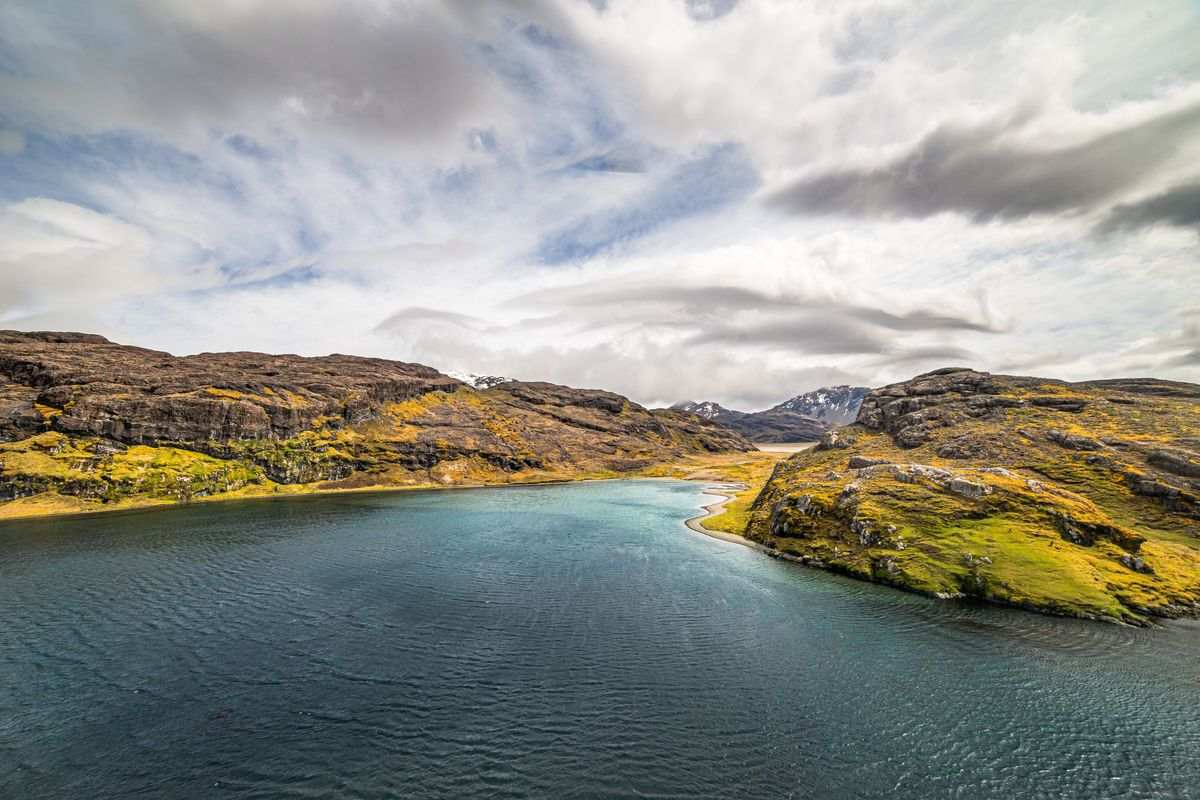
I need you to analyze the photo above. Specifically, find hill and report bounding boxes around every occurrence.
[0,332,754,519]
[744,368,1200,624]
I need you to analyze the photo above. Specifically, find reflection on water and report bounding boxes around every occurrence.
[2,481,1198,799]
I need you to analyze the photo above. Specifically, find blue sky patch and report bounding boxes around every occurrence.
[535,142,760,264]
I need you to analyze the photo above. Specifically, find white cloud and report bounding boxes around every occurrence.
[0,0,513,160]
[0,0,1197,407]
[0,199,156,319]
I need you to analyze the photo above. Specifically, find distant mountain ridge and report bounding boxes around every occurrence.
[671,385,869,443]
[669,400,743,421]
[771,385,867,426]
[446,371,514,390]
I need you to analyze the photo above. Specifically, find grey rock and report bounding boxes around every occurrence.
[1147,449,1200,479]
[848,455,890,469]
[816,430,853,450]
[963,552,993,567]
[947,477,991,499]
[1118,554,1154,574]
[1047,429,1103,451]
[1030,397,1088,412]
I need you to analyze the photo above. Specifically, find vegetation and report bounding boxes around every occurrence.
[638,450,790,536]
[743,371,1200,624]
[0,377,758,522]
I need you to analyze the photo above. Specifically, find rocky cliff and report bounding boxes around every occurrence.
[746,367,1200,624]
[0,332,753,517]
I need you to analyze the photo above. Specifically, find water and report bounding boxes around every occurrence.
[1,481,1198,799]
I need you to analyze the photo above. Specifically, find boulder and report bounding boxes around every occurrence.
[816,430,852,450]
[1030,397,1088,412]
[947,477,991,499]
[848,455,890,469]
[1147,449,1200,479]
[1046,429,1103,451]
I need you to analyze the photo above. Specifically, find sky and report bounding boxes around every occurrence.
[1,1,1199,410]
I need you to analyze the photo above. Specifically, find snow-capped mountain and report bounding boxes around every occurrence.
[668,385,869,442]
[770,385,868,426]
[668,400,745,422]
[447,371,515,390]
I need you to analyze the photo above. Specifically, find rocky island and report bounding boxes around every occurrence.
[745,368,1200,624]
[0,331,755,519]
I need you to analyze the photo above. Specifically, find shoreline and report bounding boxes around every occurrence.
[0,470,771,526]
[0,474,648,526]
[0,450,789,525]
[683,483,770,551]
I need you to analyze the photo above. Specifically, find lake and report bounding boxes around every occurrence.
[2,481,1198,799]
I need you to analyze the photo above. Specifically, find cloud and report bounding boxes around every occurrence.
[0,1,507,156]
[686,316,889,355]
[1,0,1198,406]
[1142,322,1200,369]
[374,306,486,332]
[767,102,1200,222]
[385,331,868,410]
[1169,348,1200,367]
[0,198,155,317]
[509,279,1002,334]
[1099,182,1200,235]
[0,129,24,156]
[879,345,976,366]
[685,0,738,23]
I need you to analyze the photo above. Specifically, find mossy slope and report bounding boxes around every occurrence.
[745,369,1200,624]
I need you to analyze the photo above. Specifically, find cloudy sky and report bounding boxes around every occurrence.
[2,1,1199,409]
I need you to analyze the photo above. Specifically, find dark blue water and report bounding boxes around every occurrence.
[2,481,1198,799]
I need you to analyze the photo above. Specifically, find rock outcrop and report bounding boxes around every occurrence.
[747,367,1200,624]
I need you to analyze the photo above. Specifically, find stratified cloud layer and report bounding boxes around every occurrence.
[767,103,1200,222]
[1100,183,1200,235]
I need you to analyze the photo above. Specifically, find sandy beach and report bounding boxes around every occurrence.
[755,442,818,454]
[683,484,770,551]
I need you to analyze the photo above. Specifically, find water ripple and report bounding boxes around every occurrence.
[1,481,1198,799]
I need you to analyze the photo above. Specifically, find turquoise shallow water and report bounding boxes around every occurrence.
[1,480,1199,799]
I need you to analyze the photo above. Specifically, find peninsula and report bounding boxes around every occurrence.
[744,368,1200,624]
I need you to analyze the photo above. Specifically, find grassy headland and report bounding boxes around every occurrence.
[742,369,1200,624]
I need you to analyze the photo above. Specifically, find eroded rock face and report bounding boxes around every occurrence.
[855,368,1027,448]
[1052,512,1144,552]
[0,331,461,445]
[0,332,756,505]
